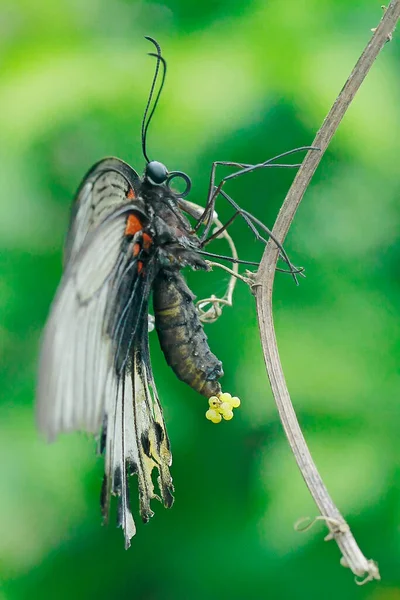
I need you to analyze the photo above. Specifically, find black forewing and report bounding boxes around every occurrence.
[37,158,173,547]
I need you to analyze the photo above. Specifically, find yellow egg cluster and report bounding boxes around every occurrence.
[205,392,241,424]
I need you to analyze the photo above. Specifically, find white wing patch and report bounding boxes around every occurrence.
[37,215,127,437]
[66,168,131,265]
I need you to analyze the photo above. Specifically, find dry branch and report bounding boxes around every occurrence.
[254,1,400,583]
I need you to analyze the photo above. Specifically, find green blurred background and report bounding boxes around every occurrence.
[1,0,400,598]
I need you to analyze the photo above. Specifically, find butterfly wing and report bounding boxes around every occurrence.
[64,157,143,264]
[38,157,141,436]
[37,158,173,547]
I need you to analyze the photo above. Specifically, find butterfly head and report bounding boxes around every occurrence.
[144,160,192,198]
[141,39,192,199]
[145,161,168,185]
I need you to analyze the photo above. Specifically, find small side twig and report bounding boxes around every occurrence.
[254,1,400,582]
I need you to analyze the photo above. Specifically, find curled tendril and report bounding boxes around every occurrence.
[166,171,192,198]
[294,515,350,538]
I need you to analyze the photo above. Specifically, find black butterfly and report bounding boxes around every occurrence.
[37,37,313,548]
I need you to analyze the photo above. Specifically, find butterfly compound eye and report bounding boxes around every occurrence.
[145,161,168,185]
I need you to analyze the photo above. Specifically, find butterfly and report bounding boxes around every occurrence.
[37,37,313,548]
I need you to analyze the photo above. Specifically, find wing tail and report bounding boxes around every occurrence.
[100,317,173,549]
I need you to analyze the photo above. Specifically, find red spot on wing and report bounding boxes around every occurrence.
[125,214,151,267]
[125,214,142,236]
[142,233,153,251]
[127,188,136,199]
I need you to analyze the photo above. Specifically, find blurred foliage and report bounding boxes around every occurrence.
[1,0,400,598]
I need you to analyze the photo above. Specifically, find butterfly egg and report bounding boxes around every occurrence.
[230,397,241,408]
[205,392,241,423]
[206,409,222,424]
[208,396,220,409]
[222,409,234,421]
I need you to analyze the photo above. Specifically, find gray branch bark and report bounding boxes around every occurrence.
[254,1,400,583]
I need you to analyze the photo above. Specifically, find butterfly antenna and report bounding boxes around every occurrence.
[141,36,167,163]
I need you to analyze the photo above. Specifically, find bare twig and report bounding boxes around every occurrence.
[254,1,400,582]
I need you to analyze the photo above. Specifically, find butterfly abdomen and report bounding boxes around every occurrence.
[153,271,223,398]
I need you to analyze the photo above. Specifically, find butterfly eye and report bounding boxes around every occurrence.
[145,161,168,185]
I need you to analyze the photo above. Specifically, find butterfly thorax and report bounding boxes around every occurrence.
[136,179,209,272]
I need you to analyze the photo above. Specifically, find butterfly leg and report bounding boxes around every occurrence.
[193,146,317,281]
[204,189,304,282]
[193,145,317,239]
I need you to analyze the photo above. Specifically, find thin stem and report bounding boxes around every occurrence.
[254,1,399,582]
